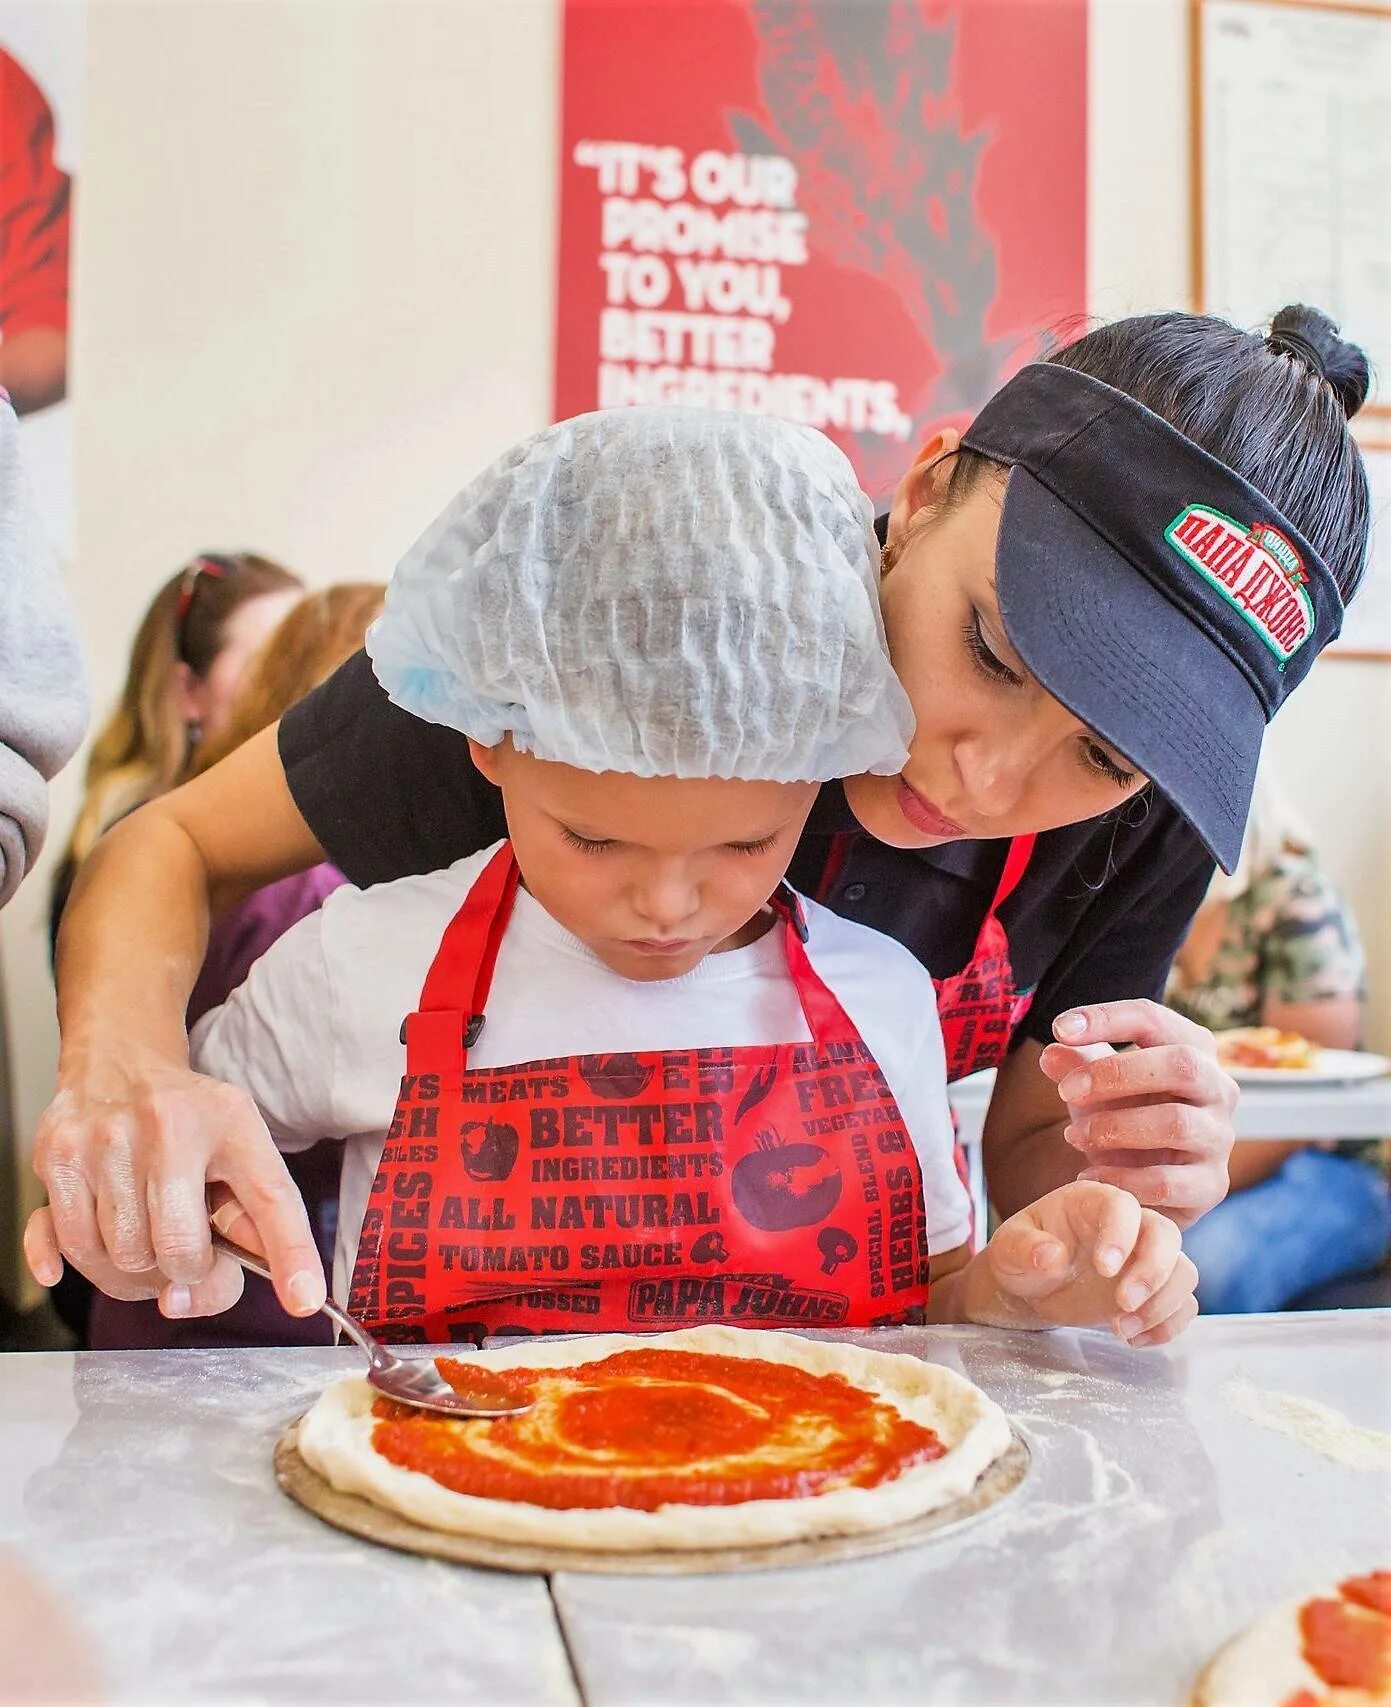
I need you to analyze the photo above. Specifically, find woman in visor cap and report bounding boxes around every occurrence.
[31,304,1372,1325]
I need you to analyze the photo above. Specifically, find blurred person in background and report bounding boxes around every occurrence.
[82,580,386,1349]
[180,582,386,1027]
[49,552,303,949]
[0,396,86,906]
[1169,765,1389,1312]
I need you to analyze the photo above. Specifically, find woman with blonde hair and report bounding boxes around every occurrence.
[52,552,303,936]
[1169,763,1388,1311]
[78,580,386,1349]
[182,582,386,1025]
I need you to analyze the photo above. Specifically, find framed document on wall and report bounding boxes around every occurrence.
[1193,0,1391,656]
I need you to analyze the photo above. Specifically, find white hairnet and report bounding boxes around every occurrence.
[366,408,913,782]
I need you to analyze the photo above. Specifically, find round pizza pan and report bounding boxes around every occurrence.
[273,1418,1031,1575]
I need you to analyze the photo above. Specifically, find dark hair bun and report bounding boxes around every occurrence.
[1267,305,1371,420]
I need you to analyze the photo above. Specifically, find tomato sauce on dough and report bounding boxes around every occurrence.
[370,1348,945,1511]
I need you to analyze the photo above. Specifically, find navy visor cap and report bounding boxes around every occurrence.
[961,364,1346,872]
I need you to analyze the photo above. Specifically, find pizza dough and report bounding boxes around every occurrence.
[1192,1571,1391,1706]
[296,1325,1013,1551]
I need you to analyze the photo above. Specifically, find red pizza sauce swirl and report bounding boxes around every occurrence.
[370,1347,946,1511]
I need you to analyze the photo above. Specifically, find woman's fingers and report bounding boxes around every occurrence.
[1079,1161,1221,1217]
[34,1070,212,1283]
[159,1252,246,1320]
[1064,1099,1232,1164]
[206,1183,266,1255]
[148,1166,224,1281]
[31,1130,104,1284]
[1037,1003,1237,1229]
[1053,1044,1236,1114]
[1052,999,1219,1054]
[22,1207,63,1288]
[25,1204,164,1303]
[214,1124,325,1317]
[95,1141,157,1274]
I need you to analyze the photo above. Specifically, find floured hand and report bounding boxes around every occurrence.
[971,1181,1199,1347]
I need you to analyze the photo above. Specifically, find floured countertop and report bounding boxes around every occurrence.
[0,1313,1386,1705]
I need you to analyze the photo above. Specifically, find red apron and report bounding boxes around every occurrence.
[928,833,1038,1243]
[932,834,1038,1082]
[347,844,932,1344]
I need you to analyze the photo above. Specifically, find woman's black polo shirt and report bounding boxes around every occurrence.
[280,650,1215,1056]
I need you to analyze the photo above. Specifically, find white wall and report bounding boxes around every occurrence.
[2,0,1387,1300]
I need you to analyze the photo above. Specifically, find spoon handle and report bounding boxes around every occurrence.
[209,1232,372,1355]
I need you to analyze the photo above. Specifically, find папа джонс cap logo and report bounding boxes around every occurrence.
[1165,504,1313,668]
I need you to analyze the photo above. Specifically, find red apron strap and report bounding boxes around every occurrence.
[772,884,859,1047]
[814,830,854,904]
[988,833,1036,914]
[405,849,860,1065]
[417,843,520,1016]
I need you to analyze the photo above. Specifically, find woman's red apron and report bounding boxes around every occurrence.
[929,833,1038,1240]
[818,831,1038,1243]
[932,834,1038,1082]
[347,844,932,1344]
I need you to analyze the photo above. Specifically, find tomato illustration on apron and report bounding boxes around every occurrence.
[348,844,932,1343]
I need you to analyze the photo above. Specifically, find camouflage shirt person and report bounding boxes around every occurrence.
[1168,850,1379,1163]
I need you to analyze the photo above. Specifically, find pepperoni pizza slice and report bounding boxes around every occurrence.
[1193,1571,1391,1707]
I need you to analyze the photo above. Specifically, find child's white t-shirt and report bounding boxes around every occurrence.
[190,842,970,1305]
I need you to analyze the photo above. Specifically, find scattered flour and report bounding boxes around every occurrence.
[1221,1373,1391,1471]
[1035,1371,1077,1389]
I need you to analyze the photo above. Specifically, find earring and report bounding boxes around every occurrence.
[186,720,203,746]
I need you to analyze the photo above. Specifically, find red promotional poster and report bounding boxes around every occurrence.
[554,0,1088,498]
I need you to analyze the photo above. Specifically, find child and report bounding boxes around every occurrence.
[192,409,1196,1348]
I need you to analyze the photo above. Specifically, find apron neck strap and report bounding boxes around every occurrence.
[409,848,859,1063]
[770,883,858,1046]
[988,833,1036,914]
[417,842,520,1019]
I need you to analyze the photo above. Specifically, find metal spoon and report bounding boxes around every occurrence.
[211,1233,533,1418]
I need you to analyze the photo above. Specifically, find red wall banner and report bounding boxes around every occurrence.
[555,0,1088,498]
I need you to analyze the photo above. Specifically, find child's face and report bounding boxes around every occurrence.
[470,741,819,983]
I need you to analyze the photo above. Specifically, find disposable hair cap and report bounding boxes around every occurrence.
[367,408,913,783]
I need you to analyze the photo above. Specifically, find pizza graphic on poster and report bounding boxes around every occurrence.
[554,0,1087,498]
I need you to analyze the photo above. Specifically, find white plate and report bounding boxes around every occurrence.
[1224,1048,1391,1086]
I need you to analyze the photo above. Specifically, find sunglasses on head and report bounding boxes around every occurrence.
[175,554,238,661]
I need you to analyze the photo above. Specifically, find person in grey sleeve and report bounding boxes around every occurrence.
[0,392,88,907]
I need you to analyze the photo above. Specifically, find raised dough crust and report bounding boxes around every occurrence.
[296,1325,1013,1552]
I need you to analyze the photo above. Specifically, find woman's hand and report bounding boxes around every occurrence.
[28,1050,323,1320]
[971,1181,1198,1346]
[34,730,331,1319]
[1039,1000,1238,1227]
